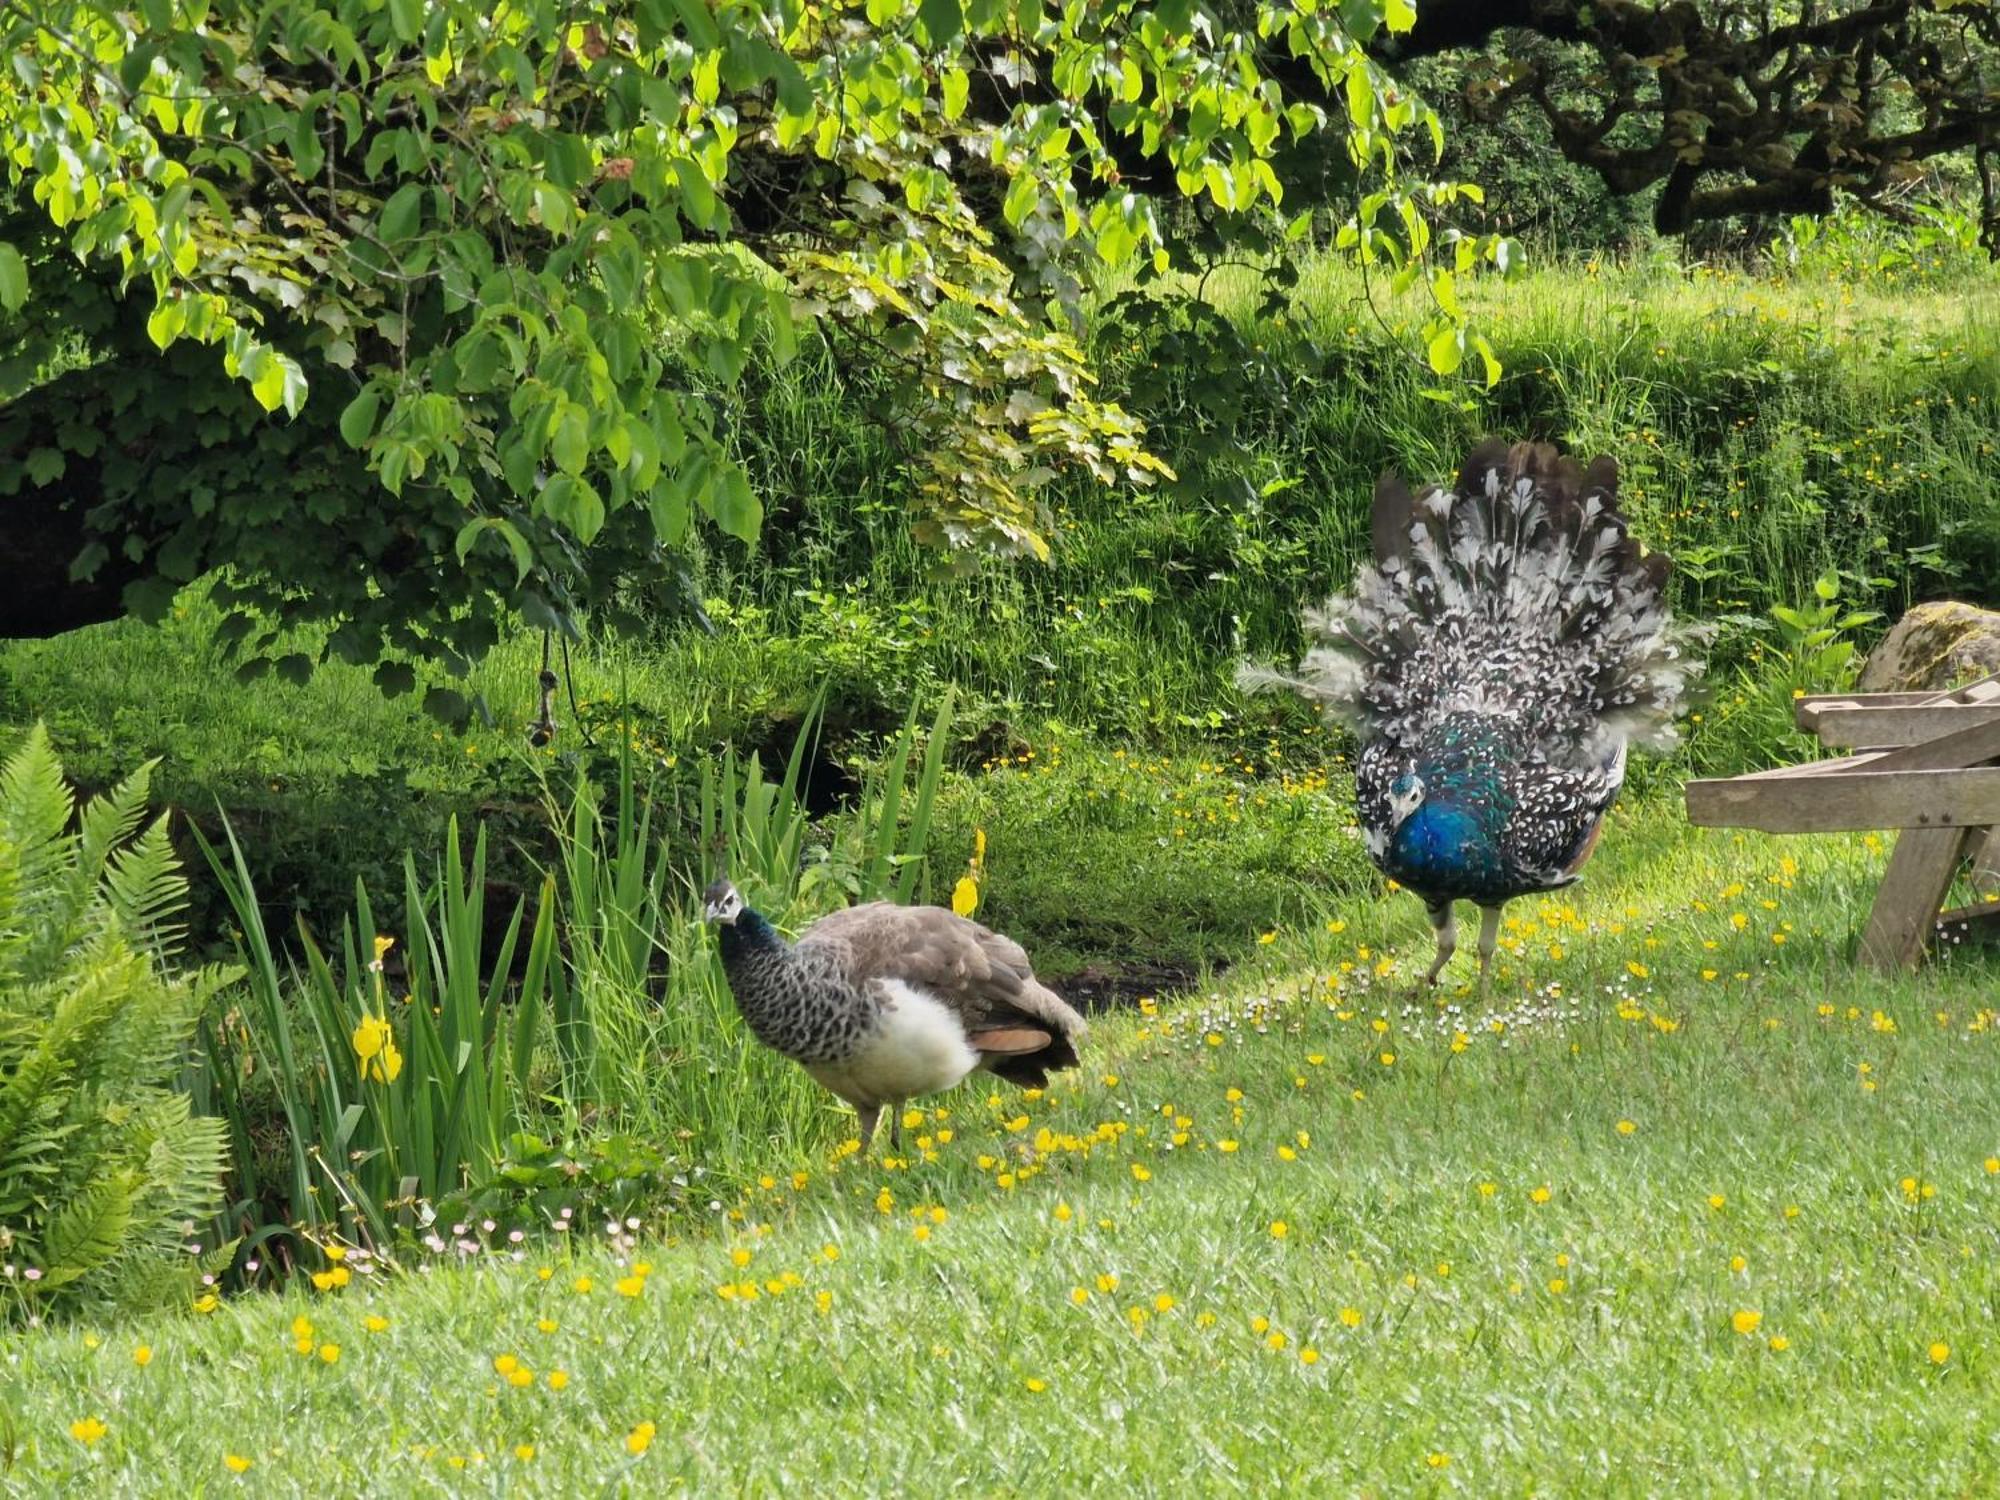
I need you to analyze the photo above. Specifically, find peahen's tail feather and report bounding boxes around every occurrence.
[1239,439,1703,759]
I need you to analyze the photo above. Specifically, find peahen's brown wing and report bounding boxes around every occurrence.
[797,903,1085,1083]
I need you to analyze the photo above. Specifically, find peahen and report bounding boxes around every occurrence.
[1241,439,1701,992]
[703,880,1087,1152]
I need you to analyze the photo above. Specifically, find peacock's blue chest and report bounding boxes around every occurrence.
[1386,793,1513,899]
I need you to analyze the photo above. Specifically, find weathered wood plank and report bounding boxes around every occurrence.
[1861,826,1975,973]
[1811,703,2000,750]
[1712,751,1886,783]
[1684,768,2000,832]
[1866,713,2000,773]
[1795,692,1938,730]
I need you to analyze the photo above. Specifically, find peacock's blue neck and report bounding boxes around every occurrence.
[1388,797,1507,895]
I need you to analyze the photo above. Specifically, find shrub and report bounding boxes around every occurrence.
[0,725,235,1322]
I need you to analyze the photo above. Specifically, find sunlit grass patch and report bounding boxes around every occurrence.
[8,811,1999,1493]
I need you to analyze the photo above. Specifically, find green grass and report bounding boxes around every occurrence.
[9,810,1999,1494]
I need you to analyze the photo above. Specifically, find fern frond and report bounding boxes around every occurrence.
[132,1097,229,1240]
[104,814,188,957]
[0,726,78,979]
[0,725,75,893]
[0,1017,81,1202]
[37,1173,138,1287]
[0,729,225,1323]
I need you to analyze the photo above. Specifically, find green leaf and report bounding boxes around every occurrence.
[712,461,761,542]
[145,296,184,351]
[1425,325,1464,377]
[765,287,797,365]
[339,387,382,448]
[540,473,606,543]
[941,67,970,121]
[551,406,590,475]
[273,352,308,418]
[247,349,288,413]
[388,0,423,42]
[25,447,64,485]
[672,158,717,229]
[918,0,964,45]
[423,686,471,725]
[373,661,416,697]
[454,517,535,583]
[667,0,721,49]
[0,243,25,312]
[378,182,425,244]
[1384,0,1417,32]
[1344,65,1374,130]
[1472,334,1502,389]
[291,105,324,180]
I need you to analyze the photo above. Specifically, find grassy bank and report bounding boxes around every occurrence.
[4,252,1997,973]
[7,812,1998,1493]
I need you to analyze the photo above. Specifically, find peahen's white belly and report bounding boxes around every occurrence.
[804,981,981,1107]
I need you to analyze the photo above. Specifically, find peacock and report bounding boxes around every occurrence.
[1241,439,1701,992]
[703,880,1087,1152]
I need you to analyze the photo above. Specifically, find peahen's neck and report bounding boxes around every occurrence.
[716,908,869,1062]
[718,907,785,968]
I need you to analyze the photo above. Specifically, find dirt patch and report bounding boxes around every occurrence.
[1046,958,1221,1013]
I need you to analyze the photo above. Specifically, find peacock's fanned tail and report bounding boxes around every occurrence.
[1240,439,1703,765]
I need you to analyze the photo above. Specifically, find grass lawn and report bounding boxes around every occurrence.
[6,807,1999,1495]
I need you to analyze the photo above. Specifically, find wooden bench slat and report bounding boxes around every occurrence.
[1810,703,2000,749]
[1685,767,2000,832]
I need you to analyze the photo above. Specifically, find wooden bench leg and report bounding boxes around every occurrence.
[1971,827,2000,897]
[1861,826,1976,972]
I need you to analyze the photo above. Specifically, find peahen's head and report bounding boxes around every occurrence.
[702,879,746,925]
[1387,771,1426,827]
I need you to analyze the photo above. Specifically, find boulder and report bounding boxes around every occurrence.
[1856,601,2000,694]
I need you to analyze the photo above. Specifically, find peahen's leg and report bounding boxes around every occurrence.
[855,1103,881,1156]
[1476,905,1504,998]
[1422,900,1457,986]
[889,1104,904,1155]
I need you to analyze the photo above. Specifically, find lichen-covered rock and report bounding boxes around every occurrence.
[1856,601,2000,693]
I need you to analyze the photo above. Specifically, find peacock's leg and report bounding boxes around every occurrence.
[1422,900,1457,986]
[1476,905,1504,998]
[855,1103,881,1156]
[888,1105,904,1155]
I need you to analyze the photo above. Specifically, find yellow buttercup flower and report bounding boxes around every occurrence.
[70,1417,107,1445]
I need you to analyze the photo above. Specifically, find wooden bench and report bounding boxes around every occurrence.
[1684,672,2000,972]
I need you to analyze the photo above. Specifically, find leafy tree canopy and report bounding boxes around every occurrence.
[1,0,1505,705]
[1388,1,2000,245]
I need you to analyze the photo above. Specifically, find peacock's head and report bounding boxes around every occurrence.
[1387,771,1426,828]
[702,879,745,925]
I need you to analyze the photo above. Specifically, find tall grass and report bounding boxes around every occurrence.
[193,816,557,1258]
[187,698,959,1264]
